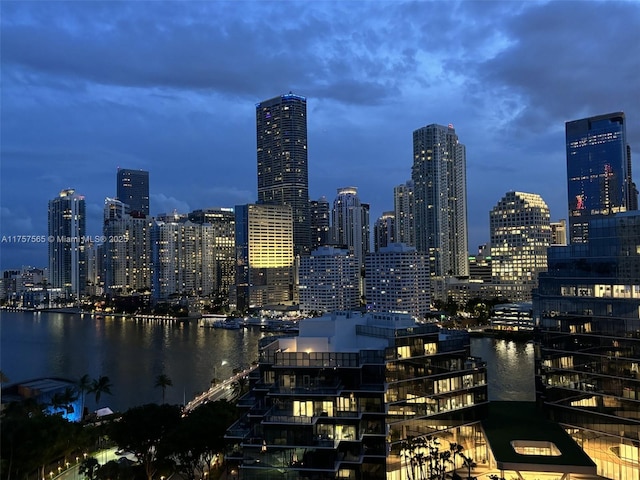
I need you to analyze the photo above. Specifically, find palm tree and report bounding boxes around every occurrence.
[231,375,248,399]
[89,375,113,406]
[154,373,173,404]
[78,374,92,419]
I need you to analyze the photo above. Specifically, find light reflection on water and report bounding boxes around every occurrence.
[470,336,535,401]
[1,311,536,411]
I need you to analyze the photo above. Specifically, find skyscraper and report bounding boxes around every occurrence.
[490,191,551,302]
[534,211,640,480]
[48,189,86,298]
[235,203,294,311]
[566,112,635,243]
[412,124,468,278]
[256,93,310,256]
[331,187,370,269]
[394,180,415,247]
[373,211,395,252]
[117,168,150,217]
[309,197,330,250]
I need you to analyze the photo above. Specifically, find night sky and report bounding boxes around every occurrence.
[1,1,639,270]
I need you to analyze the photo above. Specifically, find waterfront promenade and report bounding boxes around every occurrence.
[184,365,257,412]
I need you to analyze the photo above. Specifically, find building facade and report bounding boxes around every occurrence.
[310,197,331,250]
[151,219,215,300]
[490,191,551,302]
[225,311,488,480]
[189,208,236,303]
[116,168,150,217]
[534,211,640,480]
[298,246,360,314]
[566,112,635,244]
[256,93,310,256]
[331,187,370,269]
[394,180,415,247]
[103,198,152,295]
[365,243,430,319]
[48,189,86,299]
[235,204,294,312]
[373,212,395,253]
[412,124,468,278]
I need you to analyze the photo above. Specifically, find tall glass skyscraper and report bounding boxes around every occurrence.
[117,168,150,217]
[412,124,468,278]
[256,93,310,256]
[48,189,86,298]
[566,112,635,243]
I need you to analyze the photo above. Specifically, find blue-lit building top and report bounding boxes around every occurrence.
[566,112,632,244]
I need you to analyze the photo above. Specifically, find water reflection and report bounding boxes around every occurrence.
[470,336,535,401]
[2,312,536,412]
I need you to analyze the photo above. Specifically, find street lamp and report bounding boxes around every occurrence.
[212,359,228,386]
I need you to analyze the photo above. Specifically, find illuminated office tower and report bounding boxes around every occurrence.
[298,246,359,314]
[534,211,640,480]
[48,189,86,299]
[256,93,310,256]
[373,211,395,252]
[394,180,415,247]
[331,187,370,269]
[365,243,430,319]
[103,198,152,294]
[116,168,149,217]
[412,124,468,278]
[235,203,294,311]
[309,197,331,250]
[566,112,636,243]
[189,208,236,303]
[490,191,551,302]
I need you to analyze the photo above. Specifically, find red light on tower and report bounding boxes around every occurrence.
[448,123,454,129]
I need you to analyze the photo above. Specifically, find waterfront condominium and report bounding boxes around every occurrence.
[309,197,331,250]
[256,93,310,256]
[225,311,488,480]
[411,124,469,279]
[489,191,551,302]
[48,189,86,299]
[234,203,294,312]
[566,112,637,244]
[534,211,640,480]
[116,168,150,217]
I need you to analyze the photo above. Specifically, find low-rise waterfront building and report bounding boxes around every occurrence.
[225,311,488,479]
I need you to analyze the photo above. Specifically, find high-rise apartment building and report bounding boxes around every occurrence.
[235,203,294,311]
[365,243,430,319]
[188,208,236,303]
[331,187,370,268]
[534,211,640,480]
[490,191,551,302]
[412,124,469,278]
[373,211,395,252]
[103,198,152,295]
[566,112,636,243]
[256,93,310,256]
[298,246,360,314]
[116,168,150,217]
[151,219,215,300]
[393,180,415,247]
[48,189,86,299]
[309,197,330,250]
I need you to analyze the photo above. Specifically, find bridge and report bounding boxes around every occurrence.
[184,365,257,412]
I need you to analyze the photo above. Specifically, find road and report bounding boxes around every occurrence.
[184,365,257,412]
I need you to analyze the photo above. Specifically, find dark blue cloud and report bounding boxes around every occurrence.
[1,0,638,269]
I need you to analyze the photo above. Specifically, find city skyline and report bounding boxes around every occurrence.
[1,1,639,269]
